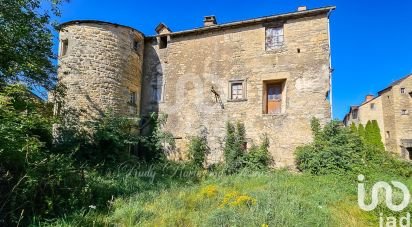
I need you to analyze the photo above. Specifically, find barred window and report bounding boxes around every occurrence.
[266,27,284,50]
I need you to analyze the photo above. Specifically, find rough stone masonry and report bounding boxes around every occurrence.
[56,6,335,168]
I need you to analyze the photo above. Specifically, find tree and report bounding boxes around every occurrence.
[364,120,385,151]
[223,122,246,174]
[350,123,357,133]
[358,123,365,140]
[0,0,68,90]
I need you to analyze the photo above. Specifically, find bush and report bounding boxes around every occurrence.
[295,118,364,175]
[0,85,84,225]
[243,135,271,170]
[223,122,247,174]
[187,128,209,168]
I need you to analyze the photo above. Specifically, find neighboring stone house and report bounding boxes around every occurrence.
[56,6,335,168]
[344,74,412,160]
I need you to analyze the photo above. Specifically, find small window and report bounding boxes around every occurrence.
[129,91,137,105]
[401,109,409,115]
[266,27,284,50]
[151,85,161,102]
[352,110,358,119]
[133,40,140,51]
[401,88,406,94]
[370,103,375,110]
[61,39,68,56]
[228,80,246,101]
[159,36,168,49]
[386,131,390,139]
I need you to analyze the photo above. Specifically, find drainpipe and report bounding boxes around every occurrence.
[327,9,334,120]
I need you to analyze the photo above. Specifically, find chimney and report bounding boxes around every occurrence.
[204,15,217,27]
[297,6,307,11]
[365,95,374,103]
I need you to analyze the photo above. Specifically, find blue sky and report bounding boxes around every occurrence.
[54,0,412,120]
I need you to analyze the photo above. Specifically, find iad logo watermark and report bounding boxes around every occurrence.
[358,174,411,226]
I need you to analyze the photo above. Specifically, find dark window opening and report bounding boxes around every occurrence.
[159,36,168,49]
[297,48,301,53]
[352,110,358,119]
[61,39,68,56]
[401,109,409,115]
[129,91,137,105]
[370,103,375,110]
[133,40,140,51]
[386,131,390,139]
[407,148,412,160]
[401,88,406,94]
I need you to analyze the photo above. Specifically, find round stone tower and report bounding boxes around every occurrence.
[57,20,144,120]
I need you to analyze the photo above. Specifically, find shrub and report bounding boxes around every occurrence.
[140,113,175,162]
[295,118,364,175]
[223,122,247,174]
[244,135,271,170]
[187,128,209,168]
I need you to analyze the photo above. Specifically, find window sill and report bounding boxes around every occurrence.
[227,99,247,102]
[262,113,287,116]
[265,46,287,53]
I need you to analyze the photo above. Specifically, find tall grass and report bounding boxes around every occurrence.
[37,168,412,227]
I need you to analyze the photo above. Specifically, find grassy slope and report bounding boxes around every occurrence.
[46,169,412,227]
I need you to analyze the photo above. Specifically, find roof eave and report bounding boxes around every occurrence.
[148,6,335,38]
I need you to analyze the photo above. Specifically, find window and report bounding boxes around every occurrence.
[401,88,406,94]
[133,40,140,51]
[352,109,358,119]
[61,39,68,56]
[401,109,409,115]
[159,36,168,49]
[231,83,243,100]
[129,91,137,105]
[370,103,375,110]
[263,80,285,114]
[228,80,246,101]
[151,85,161,102]
[386,131,390,139]
[266,27,284,50]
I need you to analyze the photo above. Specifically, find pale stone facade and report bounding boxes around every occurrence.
[344,75,412,159]
[56,6,335,167]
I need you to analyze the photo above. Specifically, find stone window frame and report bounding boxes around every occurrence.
[227,79,247,102]
[60,39,69,57]
[401,109,409,115]
[265,24,285,51]
[370,103,375,110]
[262,79,287,115]
[128,90,137,106]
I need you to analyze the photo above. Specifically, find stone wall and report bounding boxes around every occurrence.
[383,77,412,157]
[142,14,332,168]
[57,22,144,120]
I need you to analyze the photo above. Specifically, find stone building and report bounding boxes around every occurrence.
[344,75,412,160]
[56,6,335,168]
